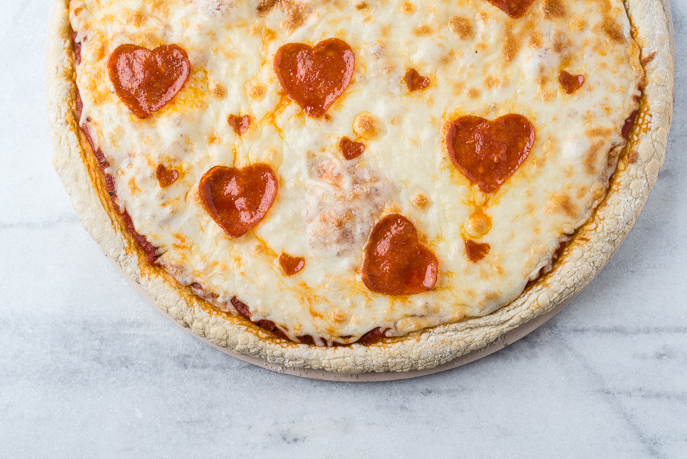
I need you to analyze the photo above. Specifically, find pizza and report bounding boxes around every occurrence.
[48,0,674,374]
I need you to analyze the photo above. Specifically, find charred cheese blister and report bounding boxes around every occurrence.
[70,0,642,344]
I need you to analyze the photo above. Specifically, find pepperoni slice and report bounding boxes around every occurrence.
[274,38,355,118]
[228,114,251,135]
[404,68,430,92]
[108,44,191,119]
[156,164,179,187]
[446,114,535,193]
[559,71,585,94]
[339,136,365,160]
[465,240,490,262]
[363,214,438,295]
[485,0,535,18]
[279,253,305,276]
[199,164,278,238]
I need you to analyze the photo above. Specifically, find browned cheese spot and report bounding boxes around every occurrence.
[257,0,278,15]
[307,307,325,320]
[356,1,369,10]
[263,28,277,42]
[572,18,586,32]
[353,112,383,139]
[467,211,492,238]
[414,25,432,36]
[401,1,414,14]
[603,17,625,43]
[584,140,605,174]
[586,127,614,138]
[503,27,523,62]
[411,192,431,210]
[438,53,452,67]
[485,76,499,89]
[626,150,638,164]
[124,11,146,27]
[283,0,307,30]
[541,91,555,102]
[449,16,474,40]
[252,241,267,255]
[541,0,565,19]
[529,31,543,48]
[128,176,141,195]
[553,31,570,53]
[482,291,500,303]
[208,81,226,99]
[207,132,221,145]
[248,84,266,100]
[468,88,481,99]
[546,194,578,218]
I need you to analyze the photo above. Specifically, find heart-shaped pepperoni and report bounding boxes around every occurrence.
[199,164,278,238]
[228,114,251,135]
[279,253,305,276]
[558,71,585,94]
[339,136,365,160]
[156,164,179,188]
[465,240,490,262]
[485,0,535,18]
[363,214,438,295]
[404,68,430,92]
[274,38,355,118]
[446,114,535,193]
[108,44,191,119]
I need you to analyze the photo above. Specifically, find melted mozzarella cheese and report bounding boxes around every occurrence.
[71,0,642,343]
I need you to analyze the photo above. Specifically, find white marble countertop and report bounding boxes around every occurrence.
[1,1,686,457]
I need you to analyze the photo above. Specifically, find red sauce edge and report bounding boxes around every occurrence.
[230,296,387,346]
[77,89,159,265]
[622,110,638,140]
[229,297,289,341]
[72,31,81,65]
[357,327,388,344]
[525,239,568,290]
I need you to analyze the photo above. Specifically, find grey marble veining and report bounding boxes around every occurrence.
[1,1,686,458]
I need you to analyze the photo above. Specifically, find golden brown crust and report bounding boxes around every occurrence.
[48,0,674,374]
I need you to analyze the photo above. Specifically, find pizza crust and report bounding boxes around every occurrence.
[48,0,674,373]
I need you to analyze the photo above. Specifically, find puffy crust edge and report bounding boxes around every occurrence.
[48,0,674,374]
